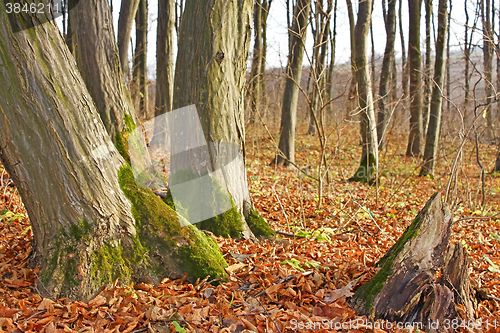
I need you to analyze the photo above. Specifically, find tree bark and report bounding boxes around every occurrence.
[0,8,228,301]
[68,0,136,140]
[377,0,397,151]
[421,0,448,176]
[351,192,478,328]
[173,0,274,239]
[149,0,175,148]
[117,0,141,79]
[272,0,310,167]
[349,0,378,184]
[406,0,424,157]
[131,0,149,122]
[327,0,338,117]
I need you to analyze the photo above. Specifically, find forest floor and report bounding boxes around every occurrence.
[1,125,500,332]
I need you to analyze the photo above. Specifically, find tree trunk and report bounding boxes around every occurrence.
[398,0,408,101]
[0,8,228,301]
[117,0,141,79]
[272,0,310,167]
[423,0,432,136]
[308,0,330,136]
[482,0,495,141]
[68,0,136,140]
[463,0,471,117]
[346,0,358,118]
[421,0,448,176]
[132,0,149,122]
[377,0,397,151]
[247,0,264,126]
[260,0,271,113]
[327,0,338,117]
[149,0,175,148]
[406,0,424,157]
[349,0,378,184]
[173,0,274,239]
[351,192,478,328]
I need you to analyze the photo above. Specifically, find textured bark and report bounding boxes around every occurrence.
[173,0,274,239]
[406,0,423,157]
[149,0,175,148]
[350,0,378,184]
[0,8,227,300]
[463,0,472,116]
[132,0,149,121]
[398,0,408,106]
[421,0,448,177]
[351,192,475,328]
[377,0,396,150]
[68,0,136,139]
[117,0,141,79]
[273,0,310,167]
[260,0,271,110]
[346,0,358,116]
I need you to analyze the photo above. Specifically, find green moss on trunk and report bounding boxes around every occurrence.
[246,208,275,238]
[117,165,228,282]
[353,215,422,312]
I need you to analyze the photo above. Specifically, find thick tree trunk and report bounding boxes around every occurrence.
[350,0,378,184]
[377,0,396,151]
[149,0,175,148]
[421,0,448,176]
[0,10,227,301]
[68,0,136,140]
[351,192,478,328]
[173,0,274,239]
[272,0,310,167]
[117,0,141,79]
[132,0,149,121]
[406,0,424,157]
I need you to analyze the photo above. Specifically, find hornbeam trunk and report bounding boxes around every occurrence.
[0,6,227,301]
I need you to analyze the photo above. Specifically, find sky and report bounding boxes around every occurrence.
[56,0,485,79]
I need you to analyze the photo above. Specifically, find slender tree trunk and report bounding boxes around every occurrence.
[273,0,310,167]
[399,0,408,101]
[247,0,264,125]
[350,0,378,184]
[446,0,452,116]
[68,0,136,140]
[421,0,448,176]
[377,0,397,150]
[346,0,358,118]
[0,6,228,300]
[308,0,330,136]
[482,0,495,141]
[464,0,471,117]
[260,0,272,114]
[173,0,274,238]
[423,0,432,136]
[406,0,424,157]
[154,0,175,120]
[132,0,149,122]
[327,0,338,117]
[117,0,141,79]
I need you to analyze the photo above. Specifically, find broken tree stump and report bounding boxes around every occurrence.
[350,192,478,332]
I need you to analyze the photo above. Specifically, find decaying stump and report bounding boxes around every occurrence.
[350,192,478,331]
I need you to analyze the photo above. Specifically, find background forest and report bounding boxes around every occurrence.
[1,0,500,332]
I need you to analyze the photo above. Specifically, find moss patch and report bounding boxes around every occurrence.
[90,243,131,288]
[114,113,137,164]
[349,153,377,184]
[353,214,422,313]
[169,168,245,238]
[117,165,227,282]
[246,208,275,238]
